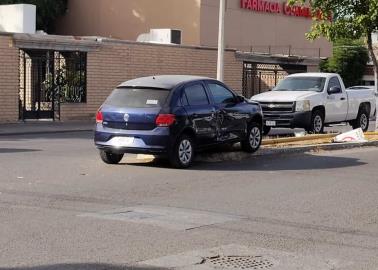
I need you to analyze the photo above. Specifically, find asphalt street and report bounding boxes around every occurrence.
[0,131,378,270]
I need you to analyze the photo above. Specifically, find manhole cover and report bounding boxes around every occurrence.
[205,256,274,270]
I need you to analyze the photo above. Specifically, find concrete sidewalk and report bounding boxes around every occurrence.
[0,121,94,136]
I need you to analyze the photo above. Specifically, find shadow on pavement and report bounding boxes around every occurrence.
[0,148,42,154]
[194,153,366,171]
[0,131,93,142]
[128,152,367,171]
[0,263,166,270]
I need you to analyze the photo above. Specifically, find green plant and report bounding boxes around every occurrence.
[288,0,378,85]
[320,39,369,87]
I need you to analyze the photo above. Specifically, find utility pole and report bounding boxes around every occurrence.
[375,69,378,131]
[217,0,226,81]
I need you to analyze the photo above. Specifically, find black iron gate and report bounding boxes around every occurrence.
[242,62,307,98]
[19,50,87,120]
[19,51,53,119]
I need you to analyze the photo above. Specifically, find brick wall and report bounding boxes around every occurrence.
[60,42,243,120]
[0,35,19,123]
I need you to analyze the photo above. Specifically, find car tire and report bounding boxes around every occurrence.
[99,150,124,164]
[263,126,271,136]
[241,122,262,153]
[352,108,369,132]
[306,110,324,134]
[169,135,194,169]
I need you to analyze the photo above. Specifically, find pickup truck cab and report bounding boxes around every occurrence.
[251,73,377,134]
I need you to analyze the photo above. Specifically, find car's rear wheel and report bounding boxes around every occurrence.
[169,135,194,169]
[99,150,124,164]
[351,108,369,132]
[241,122,262,153]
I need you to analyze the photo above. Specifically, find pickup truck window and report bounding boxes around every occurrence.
[273,77,326,92]
[328,77,342,93]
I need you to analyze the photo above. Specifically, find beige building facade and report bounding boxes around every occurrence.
[56,0,332,58]
[0,33,246,122]
[0,32,321,123]
[0,0,331,123]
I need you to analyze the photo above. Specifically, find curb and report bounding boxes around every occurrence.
[195,140,378,163]
[262,133,338,145]
[0,129,93,137]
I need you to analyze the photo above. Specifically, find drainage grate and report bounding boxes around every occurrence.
[205,256,274,270]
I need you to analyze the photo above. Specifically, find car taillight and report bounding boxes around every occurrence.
[96,111,103,124]
[156,114,176,127]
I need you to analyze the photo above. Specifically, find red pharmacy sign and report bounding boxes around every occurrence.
[240,0,313,19]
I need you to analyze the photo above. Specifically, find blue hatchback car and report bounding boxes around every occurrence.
[95,75,263,168]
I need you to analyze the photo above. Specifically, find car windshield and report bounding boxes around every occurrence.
[273,77,326,92]
[103,87,170,108]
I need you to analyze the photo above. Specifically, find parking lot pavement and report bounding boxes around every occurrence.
[1,131,378,269]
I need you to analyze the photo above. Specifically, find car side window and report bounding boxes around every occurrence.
[328,77,342,93]
[208,83,235,104]
[184,84,209,106]
[181,91,189,106]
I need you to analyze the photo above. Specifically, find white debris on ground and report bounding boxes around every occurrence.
[333,128,367,143]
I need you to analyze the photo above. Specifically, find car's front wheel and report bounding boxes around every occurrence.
[169,135,194,169]
[99,150,124,164]
[241,122,262,153]
[306,110,324,134]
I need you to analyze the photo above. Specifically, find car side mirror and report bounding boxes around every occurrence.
[328,86,341,95]
[236,95,245,103]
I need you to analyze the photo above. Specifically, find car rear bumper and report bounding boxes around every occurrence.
[96,145,168,155]
[94,124,170,155]
[264,111,312,129]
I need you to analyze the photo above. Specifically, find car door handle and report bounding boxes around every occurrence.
[340,97,346,101]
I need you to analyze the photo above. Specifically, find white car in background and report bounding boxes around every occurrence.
[251,73,377,134]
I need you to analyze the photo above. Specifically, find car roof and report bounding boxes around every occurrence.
[118,75,212,89]
[287,72,339,78]
[347,85,375,89]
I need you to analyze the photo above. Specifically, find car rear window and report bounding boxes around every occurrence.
[103,88,170,108]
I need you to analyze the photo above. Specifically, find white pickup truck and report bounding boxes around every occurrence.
[251,73,377,134]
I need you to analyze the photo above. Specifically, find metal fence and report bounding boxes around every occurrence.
[235,45,322,58]
[19,50,87,120]
[242,62,307,98]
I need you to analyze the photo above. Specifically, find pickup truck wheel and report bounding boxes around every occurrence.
[307,110,324,134]
[169,135,194,169]
[352,109,369,132]
[241,122,262,153]
[99,150,124,164]
[263,126,271,136]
